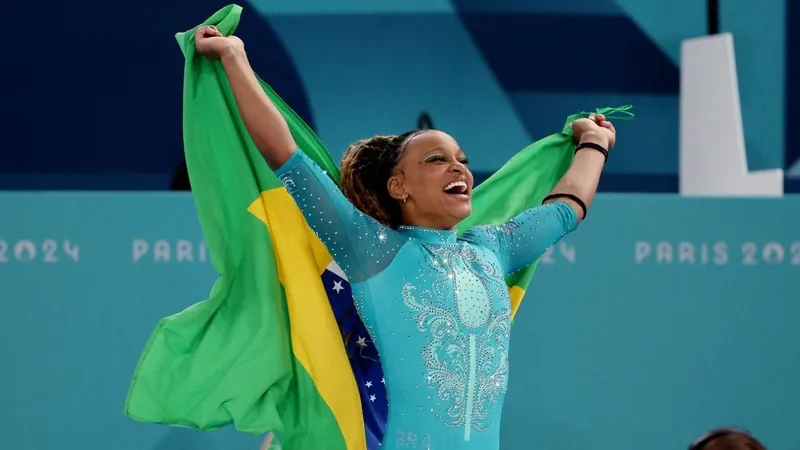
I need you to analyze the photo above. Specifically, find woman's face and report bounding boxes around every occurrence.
[387,130,474,229]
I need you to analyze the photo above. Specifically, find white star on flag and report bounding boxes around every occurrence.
[365,381,373,388]
[332,280,344,293]
[356,336,367,347]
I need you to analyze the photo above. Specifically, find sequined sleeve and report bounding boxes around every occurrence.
[274,149,405,282]
[461,201,578,274]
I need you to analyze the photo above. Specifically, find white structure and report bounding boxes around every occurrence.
[679,33,783,196]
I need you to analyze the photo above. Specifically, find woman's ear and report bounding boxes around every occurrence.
[387,174,407,201]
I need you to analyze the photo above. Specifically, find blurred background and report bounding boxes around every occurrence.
[1,0,797,449]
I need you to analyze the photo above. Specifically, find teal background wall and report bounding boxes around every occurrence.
[1,193,797,449]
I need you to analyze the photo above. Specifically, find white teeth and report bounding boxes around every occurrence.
[444,181,467,192]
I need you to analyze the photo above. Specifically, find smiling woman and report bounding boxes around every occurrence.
[194,24,615,450]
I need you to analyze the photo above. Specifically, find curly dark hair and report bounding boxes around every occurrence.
[690,428,766,450]
[339,130,424,228]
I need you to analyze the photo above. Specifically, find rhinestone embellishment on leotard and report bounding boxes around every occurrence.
[402,245,511,441]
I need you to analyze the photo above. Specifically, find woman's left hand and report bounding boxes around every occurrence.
[571,114,616,149]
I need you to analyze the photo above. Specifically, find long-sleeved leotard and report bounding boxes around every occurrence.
[276,149,578,450]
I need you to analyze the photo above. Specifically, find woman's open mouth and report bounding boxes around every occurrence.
[443,181,470,200]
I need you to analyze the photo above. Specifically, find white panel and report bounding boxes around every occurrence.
[679,33,783,197]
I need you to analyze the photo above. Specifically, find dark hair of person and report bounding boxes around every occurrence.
[339,130,423,229]
[689,427,766,450]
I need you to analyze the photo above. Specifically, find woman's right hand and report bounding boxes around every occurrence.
[195,25,244,59]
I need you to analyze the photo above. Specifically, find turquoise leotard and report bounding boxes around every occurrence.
[276,149,578,449]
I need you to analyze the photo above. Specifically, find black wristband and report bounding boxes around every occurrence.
[543,193,587,220]
[575,142,609,163]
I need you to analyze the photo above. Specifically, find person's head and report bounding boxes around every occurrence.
[340,129,473,230]
[689,428,766,450]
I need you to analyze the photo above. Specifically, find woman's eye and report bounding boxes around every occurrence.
[425,155,446,162]
[459,158,470,165]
